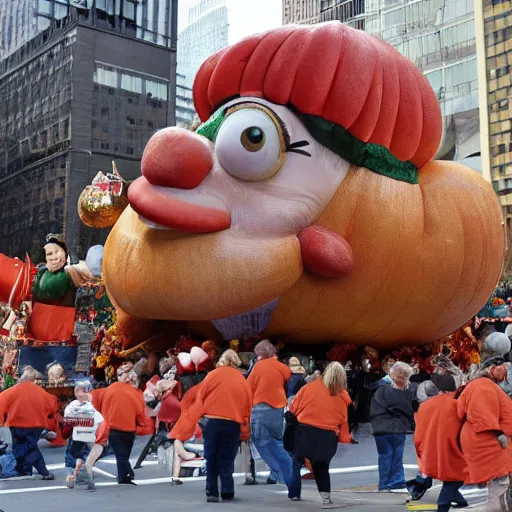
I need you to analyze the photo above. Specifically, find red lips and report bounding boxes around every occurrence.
[128,177,231,233]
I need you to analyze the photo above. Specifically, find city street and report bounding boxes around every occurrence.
[0,426,487,512]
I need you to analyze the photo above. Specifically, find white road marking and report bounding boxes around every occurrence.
[0,464,421,496]
[92,467,116,479]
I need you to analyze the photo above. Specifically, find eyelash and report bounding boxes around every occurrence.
[286,140,311,158]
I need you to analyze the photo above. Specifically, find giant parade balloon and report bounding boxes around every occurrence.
[83,22,504,349]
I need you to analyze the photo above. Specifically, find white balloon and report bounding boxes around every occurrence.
[190,346,208,367]
[85,245,104,277]
[177,352,193,370]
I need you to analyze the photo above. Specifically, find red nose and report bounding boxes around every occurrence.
[141,127,213,189]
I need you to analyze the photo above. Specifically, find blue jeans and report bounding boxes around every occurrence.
[374,433,406,490]
[251,404,292,487]
[438,481,465,509]
[65,439,90,469]
[10,427,49,477]
[202,418,240,499]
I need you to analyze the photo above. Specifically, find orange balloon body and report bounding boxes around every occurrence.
[104,160,504,349]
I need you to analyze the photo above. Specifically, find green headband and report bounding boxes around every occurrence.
[196,106,419,185]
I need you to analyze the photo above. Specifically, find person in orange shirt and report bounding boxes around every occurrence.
[247,340,293,490]
[171,349,252,503]
[457,367,512,511]
[99,368,146,485]
[287,362,352,508]
[414,374,468,512]
[0,366,57,479]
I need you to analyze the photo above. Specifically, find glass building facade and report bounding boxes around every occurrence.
[0,0,176,60]
[0,24,77,259]
[177,0,228,91]
[175,73,196,127]
[91,62,169,158]
[0,3,176,259]
[283,0,480,164]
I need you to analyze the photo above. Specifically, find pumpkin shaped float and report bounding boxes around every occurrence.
[93,22,503,349]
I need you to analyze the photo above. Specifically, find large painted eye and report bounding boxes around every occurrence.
[215,105,286,181]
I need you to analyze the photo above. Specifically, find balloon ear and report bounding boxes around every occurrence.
[190,346,208,368]
[177,352,193,371]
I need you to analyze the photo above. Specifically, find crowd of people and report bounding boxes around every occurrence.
[0,334,511,510]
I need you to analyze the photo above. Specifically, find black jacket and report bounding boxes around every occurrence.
[370,385,415,435]
[287,373,306,398]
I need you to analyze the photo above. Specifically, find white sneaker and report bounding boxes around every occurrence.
[41,431,57,441]
[389,488,410,494]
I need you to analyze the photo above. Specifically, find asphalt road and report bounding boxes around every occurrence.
[0,425,487,512]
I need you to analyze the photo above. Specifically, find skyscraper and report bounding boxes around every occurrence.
[474,0,512,271]
[282,0,480,168]
[0,1,178,260]
[176,72,196,127]
[177,0,229,93]
[0,0,178,60]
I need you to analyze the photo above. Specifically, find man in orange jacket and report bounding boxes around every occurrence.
[414,374,468,512]
[0,367,57,479]
[97,369,146,485]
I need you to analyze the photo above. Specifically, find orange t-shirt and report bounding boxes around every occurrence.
[414,393,467,482]
[91,387,107,412]
[99,381,146,432]
[290,379,351,438]
[171,366,252,441]
[247,358,291,408]
[0,381,57,428]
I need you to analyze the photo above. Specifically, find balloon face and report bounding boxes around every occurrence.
[106,99,349,323]
[100,23,504,349]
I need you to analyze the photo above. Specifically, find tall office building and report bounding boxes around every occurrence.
[177,0,229,92]
[1,0,177,60]
[175,73,196,127]
[474,0,512,271]
[0,1,178,260]
[283,0,320,25]
[283,0,480,167]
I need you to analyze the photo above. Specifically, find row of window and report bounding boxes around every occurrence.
[91,139,136,155]
[492,140,512,158]
[94,63,169,101]
[37,0,173,41]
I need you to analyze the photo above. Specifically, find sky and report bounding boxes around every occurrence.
[178,0,283,44]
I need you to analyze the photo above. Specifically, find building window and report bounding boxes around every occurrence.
[127,116,135,125]
[101,107,109,116]
[498,144,506,154]
[121,73,143,94]
[100,142,110,150]
[126,146,134,155]
[38,0,52,15]
[146,80,168,101]
[102,125,109,134]
[94,66,118,88]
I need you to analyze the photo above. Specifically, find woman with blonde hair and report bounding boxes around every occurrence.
[287,362,353,508]
[370,361,415,492]
[216,349,242,369]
